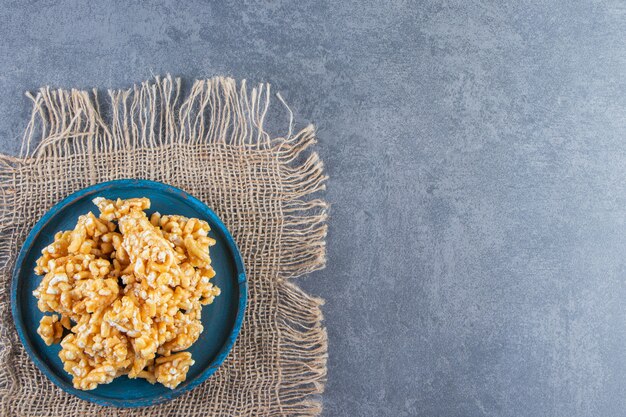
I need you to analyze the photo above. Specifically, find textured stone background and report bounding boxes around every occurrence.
[1,1,626,416]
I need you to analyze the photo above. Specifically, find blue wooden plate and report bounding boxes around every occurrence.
[11,179,247,407]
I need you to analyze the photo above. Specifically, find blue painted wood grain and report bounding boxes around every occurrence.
[11,179,247,407]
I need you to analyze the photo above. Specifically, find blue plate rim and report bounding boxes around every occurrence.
[10,179,248,408]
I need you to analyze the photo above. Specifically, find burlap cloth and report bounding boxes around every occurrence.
[0,76,327,416]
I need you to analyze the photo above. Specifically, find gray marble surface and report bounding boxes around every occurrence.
[1,1,626,416]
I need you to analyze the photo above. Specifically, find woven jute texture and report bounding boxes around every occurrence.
[0,76,328,416]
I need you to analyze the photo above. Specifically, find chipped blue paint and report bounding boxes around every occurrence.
[11,179,247,408]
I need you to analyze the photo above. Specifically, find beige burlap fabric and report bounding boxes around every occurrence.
[0,76,327,416]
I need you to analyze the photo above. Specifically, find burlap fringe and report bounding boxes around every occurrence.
[0,75,328,416]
